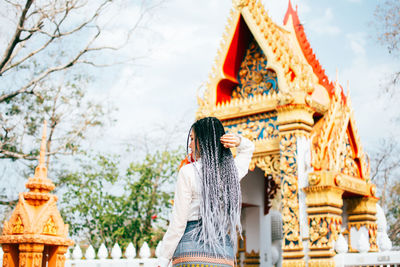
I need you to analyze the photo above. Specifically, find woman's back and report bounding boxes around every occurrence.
[158,117,255,267]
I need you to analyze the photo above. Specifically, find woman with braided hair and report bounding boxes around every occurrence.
[158,117,254,267]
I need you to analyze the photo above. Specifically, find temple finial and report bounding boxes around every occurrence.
[39,120,47,166]
[232,0,249,10]
[33,120,48,180]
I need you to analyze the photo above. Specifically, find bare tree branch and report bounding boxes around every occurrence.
[0,0,34,73]
[0,199,17,206]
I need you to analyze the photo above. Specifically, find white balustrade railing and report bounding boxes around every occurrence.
[334,233,400,267]
[0,241,161,267]
[64,241,159,267]
[65,241,160,267]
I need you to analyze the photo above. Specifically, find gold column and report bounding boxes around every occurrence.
[2,244,19,267]
[304,175,344,267]
[277,104,314,267]
[18,244,44,267]
[347,196,378,252]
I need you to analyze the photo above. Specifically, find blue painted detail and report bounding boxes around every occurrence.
[232,40,279,99]
[224,115,278,141]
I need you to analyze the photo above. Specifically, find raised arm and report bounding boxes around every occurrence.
[220,134,255,180]
[234,136,255,179]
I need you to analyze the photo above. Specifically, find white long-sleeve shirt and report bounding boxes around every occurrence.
[158,137,255,267]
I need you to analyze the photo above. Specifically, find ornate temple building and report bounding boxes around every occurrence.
[196,1,392,266]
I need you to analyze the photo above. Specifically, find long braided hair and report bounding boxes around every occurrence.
[187,117,242,254]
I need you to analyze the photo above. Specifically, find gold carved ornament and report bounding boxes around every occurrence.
[231,40,279,100]
[12,215,24,234]
[42,217,57,235]
[311,84,370,182]
[223,112,278,142]
[309,216,341,249]
[280,133,297,176]
[280,133,302,249]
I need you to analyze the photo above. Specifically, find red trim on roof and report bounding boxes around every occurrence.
[283,0,335,97]
[216,15,252,105]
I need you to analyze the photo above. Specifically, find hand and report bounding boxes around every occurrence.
[220,133,241,148]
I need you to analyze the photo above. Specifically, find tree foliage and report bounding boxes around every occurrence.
[0,0,159,161]
[0,0,161,210]
[58,147,183,251]
[370,138,400,246]
[374,0,400,95]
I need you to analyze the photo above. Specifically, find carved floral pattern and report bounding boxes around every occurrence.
[280,133,297,176]
[308,216,341,249]
[249,154,280,174]
[340,133,360,177]
[311,85,369,180]
[223,112,278,141]
[232,40,279,99]
[280,133,302,249]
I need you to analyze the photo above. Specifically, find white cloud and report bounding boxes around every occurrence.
[308,8,341,35]
[340,54,399,148]
[346,32,366,56]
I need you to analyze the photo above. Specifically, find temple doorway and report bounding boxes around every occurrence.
[238,167,275,267]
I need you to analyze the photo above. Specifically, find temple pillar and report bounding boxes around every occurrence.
[347,196,378,252]
[18,244,44,267]
[277,104,314,267]
[48,246,68,267]
[304,172,343,267]
[2,244,19,267]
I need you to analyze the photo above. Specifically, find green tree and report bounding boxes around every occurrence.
[0,0,161,210]
[58,147,183,251]
[119,149,183,251]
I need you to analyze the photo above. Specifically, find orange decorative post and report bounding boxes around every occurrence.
[0,121,73,267]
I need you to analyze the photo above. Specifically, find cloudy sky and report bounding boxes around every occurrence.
[92,0,399,154]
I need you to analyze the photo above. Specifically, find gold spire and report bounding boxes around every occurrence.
[33,120,48,180]
[39,120,47,166]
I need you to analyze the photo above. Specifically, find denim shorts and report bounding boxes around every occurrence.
[172,220,234,267]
